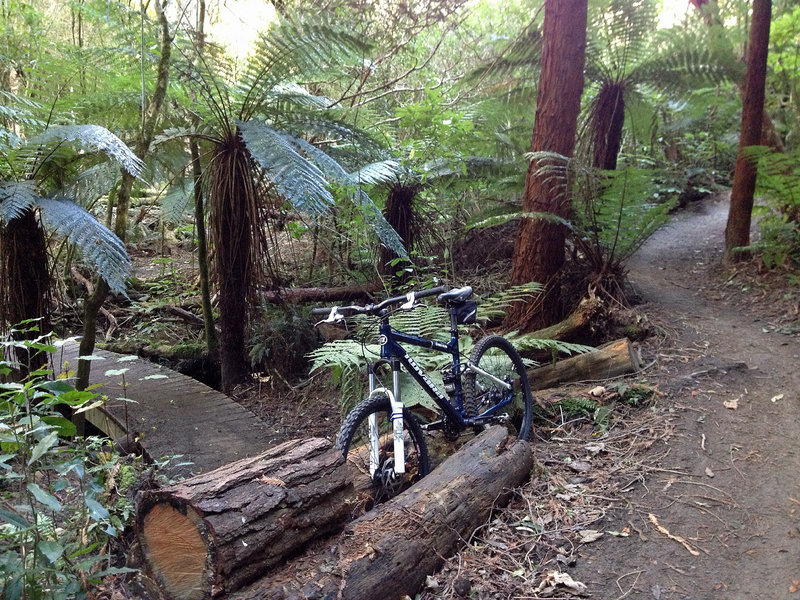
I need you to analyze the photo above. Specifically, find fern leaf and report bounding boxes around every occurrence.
[59,163,119,207]
[0,181,40,224]
[160,179,194,226]
[238,120,334,214]
[30,125,143,177]
[36,197,131,295]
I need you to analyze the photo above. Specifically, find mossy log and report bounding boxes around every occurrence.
[529,294,605,342]
[527,337,641,391]
[226,426,534,600]
[136,438,354,599]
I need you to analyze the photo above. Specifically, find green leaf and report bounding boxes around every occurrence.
[85,497,110,521]
[41,416,78,437]
[0,510,30,529]
[28,431,59,465]
[73,398,107,414]
[116,355,138,362]
[37,540,64,564]
[93,566,137,577]
[104,368,129,377]
[38,380,76,394]
[26,483,62,512]
[78,354,106,361]
[141,374,168,380]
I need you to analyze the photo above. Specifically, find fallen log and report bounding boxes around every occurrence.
[136,438,354,600]
[529,294,605,342]
[227,426,534,600]
[259,282,381,304]
[527,337,640,391]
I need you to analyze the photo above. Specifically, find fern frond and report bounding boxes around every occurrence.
[160,179,194,226]
[0,181,40,223]
[59,163,118,207]
[36,197,130,295]
[30,125,143,177]
[238,120,334,214]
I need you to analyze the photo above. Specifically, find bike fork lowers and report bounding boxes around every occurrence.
[367,362,406,476]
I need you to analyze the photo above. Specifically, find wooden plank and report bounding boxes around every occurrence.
[56,341,272,477]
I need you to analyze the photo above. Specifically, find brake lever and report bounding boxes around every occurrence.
[314,306,345,327]
[400,291,417,311]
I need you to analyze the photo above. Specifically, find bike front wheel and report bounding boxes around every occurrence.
[464,334,534,441]
[336,394,430,508]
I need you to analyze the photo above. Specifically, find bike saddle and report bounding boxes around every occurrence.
[437,286,473,304]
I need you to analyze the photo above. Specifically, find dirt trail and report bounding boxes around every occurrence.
[573,194,800,599]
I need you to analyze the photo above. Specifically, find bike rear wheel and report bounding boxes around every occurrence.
[464,334,533,441]
[336,394,430,507]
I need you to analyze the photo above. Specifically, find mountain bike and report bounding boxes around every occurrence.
[312,285,533,505]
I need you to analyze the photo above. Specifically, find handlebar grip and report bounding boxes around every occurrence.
[311,307,333,316]
[415,285,447,299]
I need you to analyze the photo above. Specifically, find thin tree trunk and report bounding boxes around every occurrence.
[191,142,217,354]
[114,0,172,239]
[190,0,216,355]
[78,0,172,392]
[724,0,771,261]
[507,0,588,331]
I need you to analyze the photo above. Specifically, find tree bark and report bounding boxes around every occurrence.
[507,0,588,331]
[0,210,51,373]
[527,337,640,391]
[590,81,626,170]
[724,0,771,261]
[379,182,419,278]
[137,438,353,600]
[226,426,534,600]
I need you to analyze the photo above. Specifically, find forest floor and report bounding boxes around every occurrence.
[101,192,799,599]
[566,193,800,600]
[419,192,800,600]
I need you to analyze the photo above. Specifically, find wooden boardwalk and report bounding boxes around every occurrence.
[55,341,272,478]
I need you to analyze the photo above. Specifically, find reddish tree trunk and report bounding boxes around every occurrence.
[507,0,588,331]
[724,0,771,262]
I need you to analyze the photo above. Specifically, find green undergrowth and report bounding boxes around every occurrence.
[0,326,145,599]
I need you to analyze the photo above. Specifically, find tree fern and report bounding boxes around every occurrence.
[0,182,40,223]
[29,126,144,178]
[36,198,130,295]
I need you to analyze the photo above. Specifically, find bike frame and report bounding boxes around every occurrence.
[365,311,513,476]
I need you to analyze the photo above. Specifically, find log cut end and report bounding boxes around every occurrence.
[136,437,354,600]
[141,504,208,600]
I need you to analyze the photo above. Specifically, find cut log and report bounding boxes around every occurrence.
[527,337,640,391]
[259,282,381,304]
[136,438,354,600]
[227,426,534,600]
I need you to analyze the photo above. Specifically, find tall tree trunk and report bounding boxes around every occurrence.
[590,81,626,170]
[191,141,217,355]
[190,0,216,355]
[77,0,172,392]
[724,0,771,262]
[506,0,588,331]
[379,182,419,279]
[0,211,50,373]
[211,134,253,393]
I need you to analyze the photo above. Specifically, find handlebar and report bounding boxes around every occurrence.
[311,285,448,321]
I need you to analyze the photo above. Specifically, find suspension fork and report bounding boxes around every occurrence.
[367,360,406,476]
